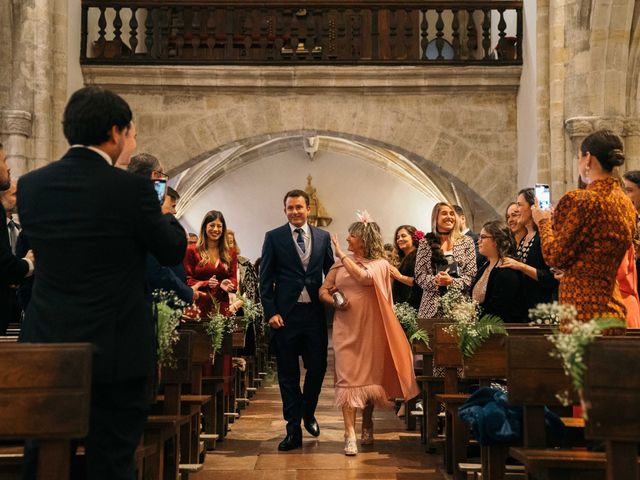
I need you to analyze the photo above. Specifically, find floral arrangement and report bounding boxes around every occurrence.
[236,294,264,329]
[394,302,429,348]
[528,301,577,326]
[205,297,239,357]
[547,316,625,407]
[439,285,506,357]
[153,290,188,368]
[412,230,425,244]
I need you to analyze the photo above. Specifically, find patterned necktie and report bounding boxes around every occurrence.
[295,228,306,253]
[7,219,19,255]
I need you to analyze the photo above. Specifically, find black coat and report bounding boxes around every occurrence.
[517,232,558,310]
[17,148,187,383]
[0,203,29,332]
[472,261,527,323]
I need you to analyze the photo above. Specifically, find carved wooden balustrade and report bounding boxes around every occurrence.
[80,1,523,65]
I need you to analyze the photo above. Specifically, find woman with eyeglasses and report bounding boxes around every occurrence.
[471,221,526,322]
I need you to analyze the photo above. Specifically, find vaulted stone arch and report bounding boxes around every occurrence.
[128,93,516,224]
[167,131,502,228]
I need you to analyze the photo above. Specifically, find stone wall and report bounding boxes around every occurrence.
[83,64,521,225]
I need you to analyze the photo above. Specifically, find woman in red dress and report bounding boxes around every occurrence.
[184,210,238,318]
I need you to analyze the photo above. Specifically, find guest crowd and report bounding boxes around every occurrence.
[1,86,640,478]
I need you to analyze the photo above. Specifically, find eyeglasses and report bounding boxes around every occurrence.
[152,170,169,180]
[478,235,493,240]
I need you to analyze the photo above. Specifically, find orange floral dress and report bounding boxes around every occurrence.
[538,178,636,322]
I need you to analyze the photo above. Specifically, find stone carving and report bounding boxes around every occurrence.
[564,117,594,138]
[0,110,33,137]
[624,118,640,137]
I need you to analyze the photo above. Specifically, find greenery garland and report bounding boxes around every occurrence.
[393,302,429,349]
[439,285,506,357]
[153,290,188,368]
[547,316,625,407]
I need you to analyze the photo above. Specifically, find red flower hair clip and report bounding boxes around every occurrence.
[412,230,425,243]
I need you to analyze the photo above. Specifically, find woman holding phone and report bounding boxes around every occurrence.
[498,188,558,314]
[415,202,477,318]
[532,130,636,324]
[184,210,238,318]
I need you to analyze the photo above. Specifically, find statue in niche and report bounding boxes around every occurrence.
[305,175,332,227]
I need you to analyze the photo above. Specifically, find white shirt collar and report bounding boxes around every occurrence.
[70,145,113,165]
[289,222,310,236]
[462,227,470,235]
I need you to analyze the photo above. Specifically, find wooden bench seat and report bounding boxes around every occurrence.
[510,447,607,479]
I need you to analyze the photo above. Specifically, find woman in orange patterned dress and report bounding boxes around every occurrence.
[532,130,636,323]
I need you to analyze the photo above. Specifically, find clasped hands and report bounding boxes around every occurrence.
[434,270,453,287]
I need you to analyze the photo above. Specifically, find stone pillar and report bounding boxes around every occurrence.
[565,116,594,188]
[624,118,640,171]
[0,110,33,178]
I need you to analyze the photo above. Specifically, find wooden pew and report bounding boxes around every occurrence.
[507,334,603,479]
[583,337,640,480]
[0,343,92,480]
[437,326,549,480]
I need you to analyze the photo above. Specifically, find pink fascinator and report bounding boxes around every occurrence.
[356,209,374,225]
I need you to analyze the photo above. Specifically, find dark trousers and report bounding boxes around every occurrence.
[273,303,328,436]
[23,376,153,480]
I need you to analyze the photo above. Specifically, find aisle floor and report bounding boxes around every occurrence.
[192,354,447,480]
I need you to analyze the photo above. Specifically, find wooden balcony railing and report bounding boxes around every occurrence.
[80,1,523,65]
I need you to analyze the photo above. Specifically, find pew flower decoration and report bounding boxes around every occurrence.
[528,301,577,326]
[205,297,239,357]
[236,294,264,329]
[153,290,188,368]
[394,302,429,349]
[439,285,506,357]
[547,316,625,407]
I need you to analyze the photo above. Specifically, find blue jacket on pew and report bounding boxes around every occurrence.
[458,387,564,446]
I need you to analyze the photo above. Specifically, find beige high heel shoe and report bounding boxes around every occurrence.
[361,426,374,445]
[344,437,358,456]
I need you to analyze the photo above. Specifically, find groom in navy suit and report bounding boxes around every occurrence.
[260,189,334,451]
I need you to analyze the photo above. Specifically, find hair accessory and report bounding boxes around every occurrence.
[412,230,425,243]
[356,209,373,225]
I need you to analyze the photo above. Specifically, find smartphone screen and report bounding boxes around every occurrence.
[153,179,167,204]
[535,183,551,210]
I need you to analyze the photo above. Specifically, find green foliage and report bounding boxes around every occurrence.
[394,302,429,349]
[153,290,188,368]
[548,316,625,406]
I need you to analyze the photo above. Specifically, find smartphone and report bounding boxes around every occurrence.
[535,183,551,210]
[153,179,167,204]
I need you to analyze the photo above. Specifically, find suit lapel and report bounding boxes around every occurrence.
[308,226,323,272]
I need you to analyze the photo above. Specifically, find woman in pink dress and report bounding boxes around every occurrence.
[184,210,238,318]
[319,214,420,456]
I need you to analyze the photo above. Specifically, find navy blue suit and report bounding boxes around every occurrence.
[259,223,333,435]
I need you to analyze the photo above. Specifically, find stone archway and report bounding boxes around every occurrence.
[165,130,504,229]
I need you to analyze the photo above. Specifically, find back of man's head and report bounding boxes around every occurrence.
[167,187,180,201]
[63,86,132,146]
[128,153,160,178]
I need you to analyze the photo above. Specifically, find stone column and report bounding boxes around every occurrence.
[624,118,640,172]
[0,110,33,178]
[565,116,594,188]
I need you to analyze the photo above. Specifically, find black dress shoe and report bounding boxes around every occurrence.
[303,417,320,437]
[278,433,302,451]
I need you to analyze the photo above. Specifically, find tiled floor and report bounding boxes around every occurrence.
[192,353,446,480]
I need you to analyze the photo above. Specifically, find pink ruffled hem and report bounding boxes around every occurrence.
[335,384,394,409]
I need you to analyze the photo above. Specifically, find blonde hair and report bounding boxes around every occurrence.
[197,210,231,269]
[348,221,385,260]
[430,202,464,244]
[226,229,240,255]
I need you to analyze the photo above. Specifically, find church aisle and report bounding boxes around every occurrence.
[192,350,446,480]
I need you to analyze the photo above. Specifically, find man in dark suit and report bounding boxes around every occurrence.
[0,145,34,334]
[260,189,334,451]
[453,204,485,268]
[18,86,187,480]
